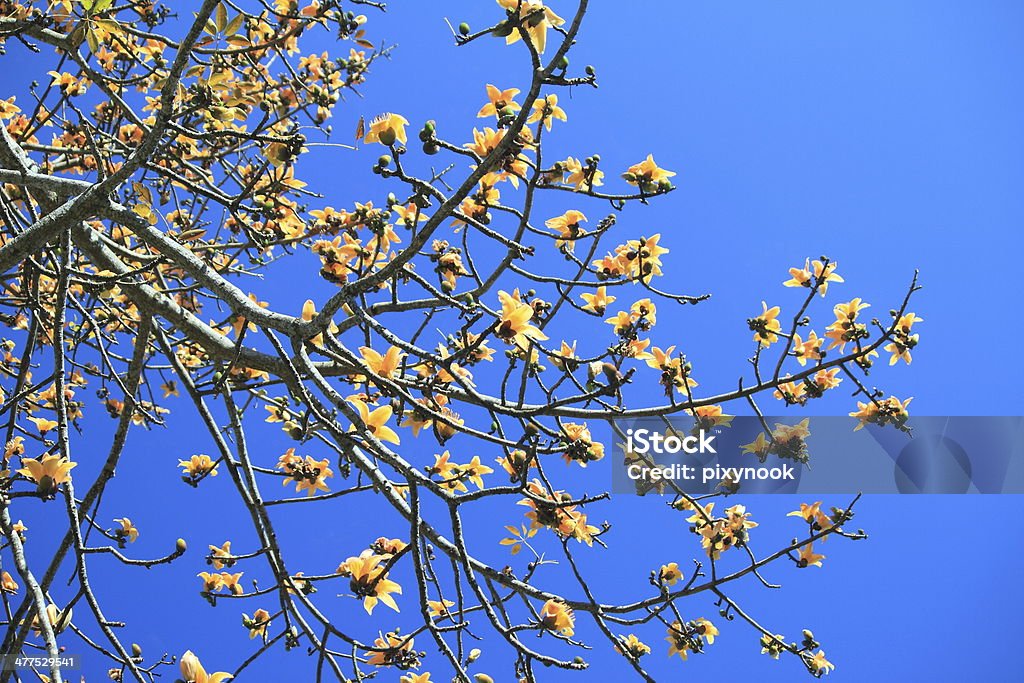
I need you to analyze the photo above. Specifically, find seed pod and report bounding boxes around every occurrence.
[458,22,470,36]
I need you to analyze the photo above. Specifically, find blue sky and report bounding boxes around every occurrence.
[4,1,1024,681]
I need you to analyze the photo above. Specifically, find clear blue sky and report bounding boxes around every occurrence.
[5,1,1024,681]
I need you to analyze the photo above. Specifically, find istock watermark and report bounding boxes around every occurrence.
[611,416,1024,495]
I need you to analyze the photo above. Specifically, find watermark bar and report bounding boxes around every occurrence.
[1,653,81,671]
[610,416,1024,495]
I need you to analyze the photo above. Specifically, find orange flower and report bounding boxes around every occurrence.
[539,598,574,636]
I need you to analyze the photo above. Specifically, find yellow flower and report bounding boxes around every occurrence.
[401,674,432,683]
[750,301,782,346]
[496,449,534,477]
[784,258,844,297]
[366,631,417,668]
[209,541,233,570]
[47,71,89,96]
[808,649,835,675]
[459,456,494,490]
[797,543,825,568]
[338,552,402,614]
[179,454,218,479]
[246,608,271,640]
[549,340,579,371]
[179,650,232,683]
[519,480,598,545]
[496,290,549,349]
[791,331,822,366]
[0,96,20,120]
[427,599,455,617]
[560,422,604,466]
[833,298,870,324]
[773,378,807,404]
[30,603,72,636]
[563,156,604,191]
[693,405,733,429]
[112,517,139,543]
[896,312,923,333]
[787,501,827,525]
[365,113,409,146]
[658,562,683,586]
[5,436,25,458]
[350,398,400,444]
[742,432,772,458]
[496,0,565,53]
[814,368,843,390]
[539,599,574,636]
[694,617,718,644]
[605,310,633,335]
[623,234,669,282]
[527,94,567,131]
[277,451,334,496]
[229,293,268,337]
[220,572,245,595]
[27,416,59,435]
[623,154,675,192]
[1,571,18,594]
[477,84,521,118]
[850,395,913,431]
[884,312,922,365]
[359,345,404,380]
[616,634,651,659]
[17,455,76,494]
[580,286,615,315]
[666,621,692,660]
[760,632,788,659]
[545,210,586,251]
[300,299,340,347]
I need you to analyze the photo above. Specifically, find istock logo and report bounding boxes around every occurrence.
[625,428,717,455]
